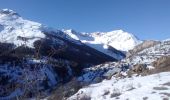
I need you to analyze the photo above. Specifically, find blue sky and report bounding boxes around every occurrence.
[0,0,170,40]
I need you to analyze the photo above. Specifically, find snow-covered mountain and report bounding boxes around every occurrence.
[0,9,83,48]
[1,8,170,100]
[64,38,170,100]
[67,40,170,100]
[0,9,46,47]
[0,9,125,60]
[77,39,170,82]
[0,9,125,99]
[64,29,142,52]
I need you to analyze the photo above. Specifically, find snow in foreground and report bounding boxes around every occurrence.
[69,72,170,100]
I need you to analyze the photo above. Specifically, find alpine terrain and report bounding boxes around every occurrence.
[0,9,170,100]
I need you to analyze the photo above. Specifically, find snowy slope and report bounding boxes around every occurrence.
[64,29,142,60]
[69,72,170,100]
[0,9,124,60]
[64,40,170,100]
[0,9,81,48]
[73,39,170,89]
[127,40,170,66]
[90,30,142,51]
[64,29,142,52]
[0,9,46,47]
[64,29,126,60]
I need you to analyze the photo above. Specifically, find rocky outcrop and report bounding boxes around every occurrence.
[150,56,170,74]
[132,64,147,73]
[127,64,148,76]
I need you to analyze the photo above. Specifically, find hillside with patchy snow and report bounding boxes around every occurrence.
[76,39,170,83]
[64,39,170,100]
[69,72,170,100]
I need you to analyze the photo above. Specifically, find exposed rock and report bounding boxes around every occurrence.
[150,56,170,74]
[127,64,148,76]
[93,77,103,83]
[103,67,121,79]
[132,64,147,73]
[153,56,170,68]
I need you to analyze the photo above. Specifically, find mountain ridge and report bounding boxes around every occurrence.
[64,29,142,52]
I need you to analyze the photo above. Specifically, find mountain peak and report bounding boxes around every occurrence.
[63,29,79,34]
[0,9,20,17]
[110,29,124,33]
[0,9,46,47]
[90,30,142,51]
